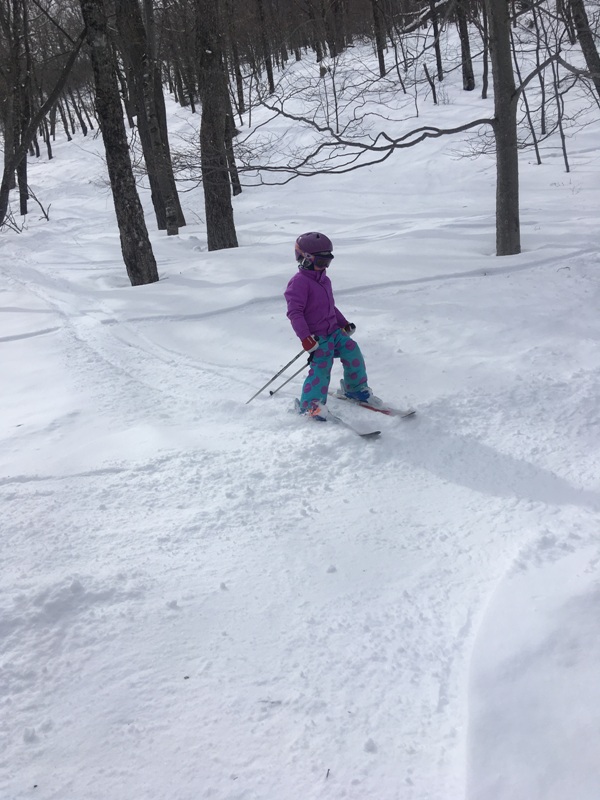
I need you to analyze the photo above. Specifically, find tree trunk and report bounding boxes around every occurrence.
[77,88,95,130]
[18,0,32,215]
[305,4,324,63]
[115,61,136,128]
[429,0,444,82]
[570,0,600,100]
[153,65,186,223]
[78,0,159,286]
[322,0,339,59]
[115,0,184,235]
[64,94,76,134]
[226,0,246,114]
[481,1,489,99]
[456,0,475,90]
[50,103,57,139]
[69,88,88,135]
[224,105,242,196]
[143,0,186,226]
[197,0,238,251]
[57,100,72,141]
[559,0,577,44]
[42,116,53,159]
[172,59,187,106]
[256,0,275,94]
[485,0,520,256]
[332,0,347,53]
[531,4,546,135]
[371,0,386,77]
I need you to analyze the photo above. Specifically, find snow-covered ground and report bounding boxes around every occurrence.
[2,53,600,800]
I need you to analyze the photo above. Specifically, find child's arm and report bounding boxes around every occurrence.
[284,278,311,340]
[334,306,349,329]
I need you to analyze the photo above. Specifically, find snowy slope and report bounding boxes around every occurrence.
[2,65,600,800]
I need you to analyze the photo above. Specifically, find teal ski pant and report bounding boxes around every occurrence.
[299,329,368,412]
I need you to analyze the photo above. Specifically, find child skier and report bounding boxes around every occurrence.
[284,231,382,421]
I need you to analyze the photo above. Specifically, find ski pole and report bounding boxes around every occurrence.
[246,349,305,404]
[269,354,313,397]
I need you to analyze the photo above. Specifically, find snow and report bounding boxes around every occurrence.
[2,52,600,800]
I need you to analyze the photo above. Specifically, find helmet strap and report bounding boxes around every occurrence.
[299,255,315,270]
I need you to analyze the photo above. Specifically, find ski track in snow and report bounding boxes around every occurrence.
[3,251,600,799]
[2,89,600,799]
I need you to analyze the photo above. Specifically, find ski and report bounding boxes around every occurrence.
[294,399,380,438]
[328,411,381,439]
[330,392,416,418]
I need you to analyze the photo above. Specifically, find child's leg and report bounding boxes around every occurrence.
[336,331,369,393]
[299,334,335,411]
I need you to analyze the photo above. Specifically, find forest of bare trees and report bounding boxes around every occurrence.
[1,0,599,283]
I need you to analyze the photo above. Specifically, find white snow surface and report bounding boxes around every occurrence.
[2,65,600,800]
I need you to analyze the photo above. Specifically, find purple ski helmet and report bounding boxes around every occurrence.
[295,231,334,270]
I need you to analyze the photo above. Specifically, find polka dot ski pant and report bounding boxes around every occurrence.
[300,329,368,412]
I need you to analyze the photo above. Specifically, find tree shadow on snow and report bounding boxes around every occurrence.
[400,418,600,512]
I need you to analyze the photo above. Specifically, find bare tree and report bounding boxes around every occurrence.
[484,0,520,255]
[255,0,275,93]
[0,0,29,217]
[371,0,387,77]
[456,0,475,91]
[78,0,158,285]
[428,0,445,81]
[196,0,239,250]
[114,0,185,235]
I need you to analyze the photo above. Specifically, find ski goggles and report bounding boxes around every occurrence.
[310,251,334,268]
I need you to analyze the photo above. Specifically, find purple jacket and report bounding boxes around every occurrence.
[284,268,349,340]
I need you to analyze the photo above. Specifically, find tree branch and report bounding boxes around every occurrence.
[513,53,559,99]
[238,113,493,184]
[556,54,600,81]
[29,0,79,44]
